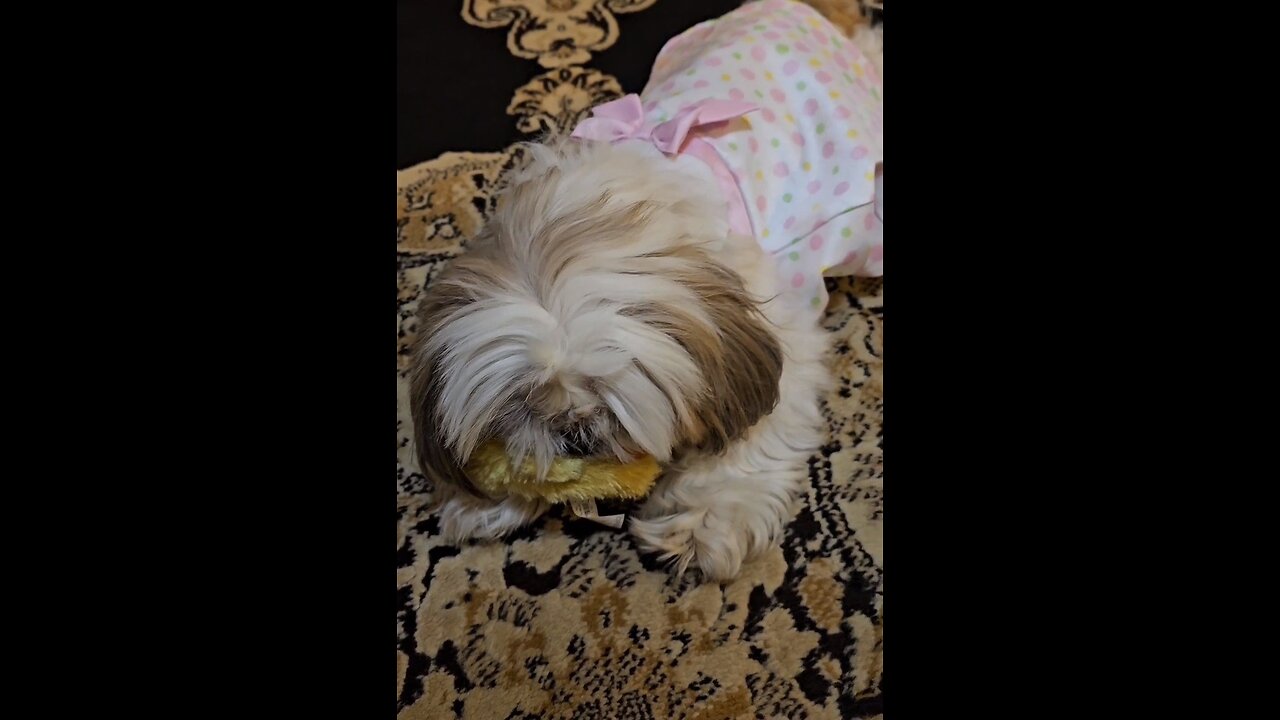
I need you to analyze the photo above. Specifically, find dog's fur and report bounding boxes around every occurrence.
[409,20,881,580]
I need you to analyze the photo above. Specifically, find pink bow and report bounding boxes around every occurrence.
[571,94,757,155]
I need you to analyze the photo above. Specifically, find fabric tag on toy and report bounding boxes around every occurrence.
[568,499,626,529]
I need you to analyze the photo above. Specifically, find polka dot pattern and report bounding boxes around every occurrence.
[637,0,882,319]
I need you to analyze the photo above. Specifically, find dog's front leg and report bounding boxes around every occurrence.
[629,331,830,580]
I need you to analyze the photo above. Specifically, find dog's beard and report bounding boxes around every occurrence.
[409,140,784,489]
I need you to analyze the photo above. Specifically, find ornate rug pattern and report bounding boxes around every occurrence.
[398,2,883,717]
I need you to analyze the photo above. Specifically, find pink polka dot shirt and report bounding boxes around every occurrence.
[639,0,883,316]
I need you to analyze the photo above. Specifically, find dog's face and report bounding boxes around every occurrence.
[409,142,783,492]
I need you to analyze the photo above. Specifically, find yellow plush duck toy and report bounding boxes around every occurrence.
[464,440,661,524]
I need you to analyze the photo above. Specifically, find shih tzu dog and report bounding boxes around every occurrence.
[409,0,882,580]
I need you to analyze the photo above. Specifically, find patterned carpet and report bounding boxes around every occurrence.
[397,2,883,717]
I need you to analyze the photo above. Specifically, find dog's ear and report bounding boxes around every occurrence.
[672,260,784,454]
[409,356,477,495]
[408,282,481,496]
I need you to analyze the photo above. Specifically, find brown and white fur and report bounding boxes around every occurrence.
[409,22,881,581]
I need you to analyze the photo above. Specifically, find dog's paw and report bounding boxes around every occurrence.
[434,491,546,543]
[629,509,757,581]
